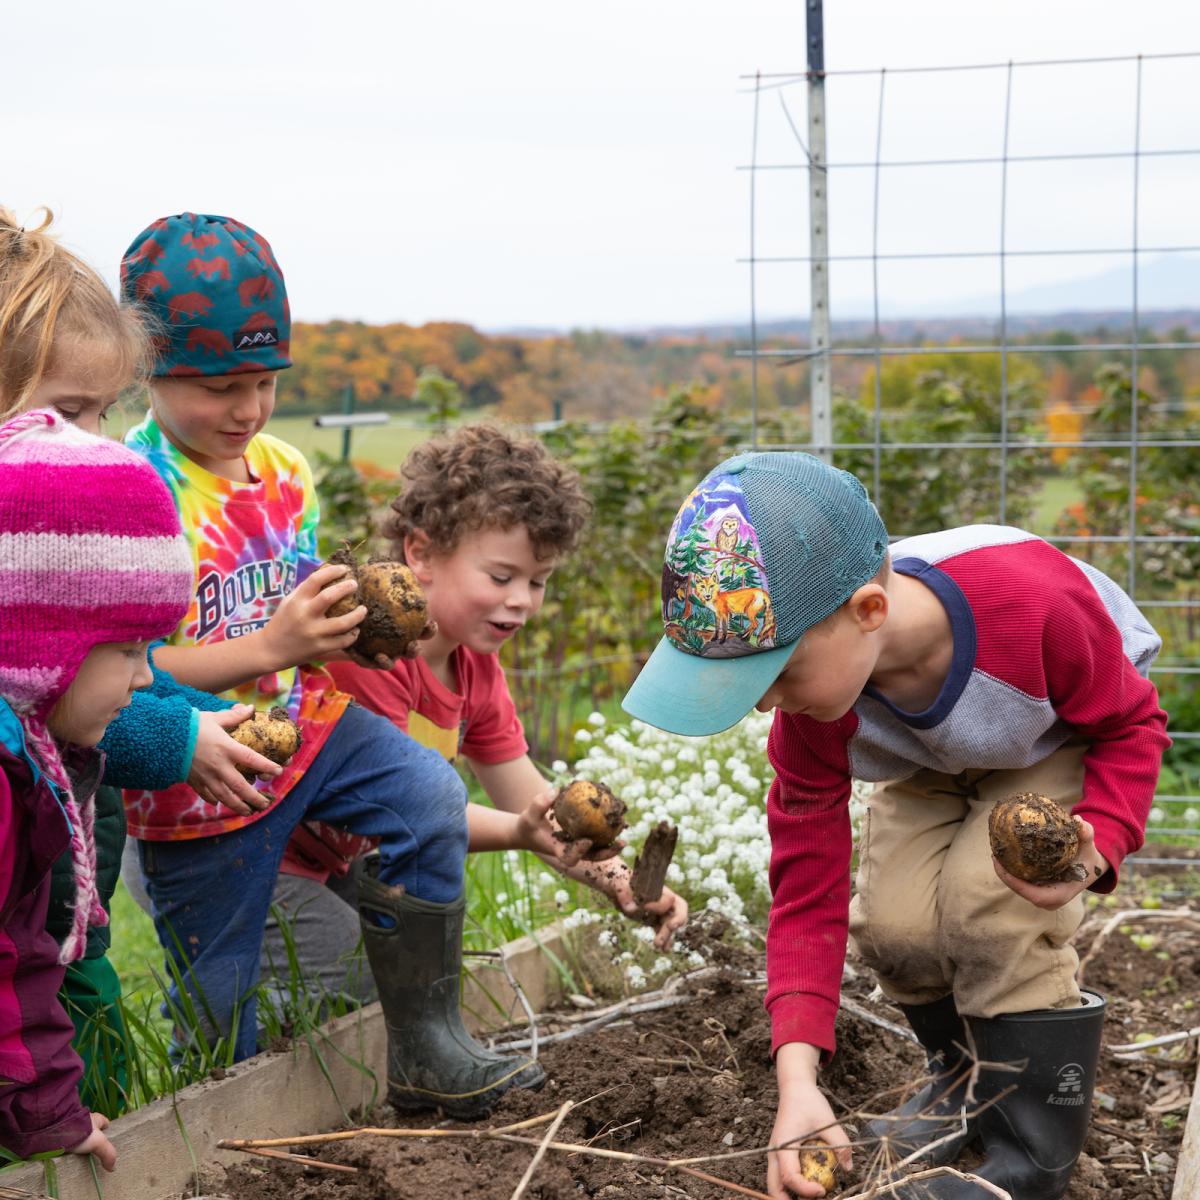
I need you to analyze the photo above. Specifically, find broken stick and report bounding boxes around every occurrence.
[630,820,678,906]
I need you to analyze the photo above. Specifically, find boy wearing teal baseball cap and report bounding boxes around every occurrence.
[623,451,1168,1200]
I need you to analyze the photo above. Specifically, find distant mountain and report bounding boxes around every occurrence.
[492,255,1199,343]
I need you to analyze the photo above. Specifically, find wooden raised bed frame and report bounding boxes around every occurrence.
[0,926,565,1200]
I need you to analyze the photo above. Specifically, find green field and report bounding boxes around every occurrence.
[107,407,434,470]
[1027,473,1083,536]
[262,414,432,468]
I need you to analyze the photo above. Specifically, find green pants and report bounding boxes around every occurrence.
[58,955,128,1116]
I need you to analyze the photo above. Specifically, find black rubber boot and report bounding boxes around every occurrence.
[359,875,545,1118]
[862,994,976,1167]
[891,991,1106,1199]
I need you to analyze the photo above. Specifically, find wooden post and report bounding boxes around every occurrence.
[630,821,679,906]
[1173,1069,1200,1199]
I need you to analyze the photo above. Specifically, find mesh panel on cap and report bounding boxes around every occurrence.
[740,453,888,644]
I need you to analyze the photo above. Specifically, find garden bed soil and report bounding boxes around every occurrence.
[213,875,1198,1200]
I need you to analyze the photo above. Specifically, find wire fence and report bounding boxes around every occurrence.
[741,44,1200,851]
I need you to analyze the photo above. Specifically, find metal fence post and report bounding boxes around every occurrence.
[341,384,355,462]
[807,0,833,462]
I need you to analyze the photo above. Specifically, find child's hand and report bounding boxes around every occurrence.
[574,859,689,950]
[338,618,439,670]
[515,788,571,859]
[261,564,366,669]
[188,706,279,815]
[70,1112,117,1172]
[513,788,624,864]
[767,1048,851,1200]
[993,816,1110,910]
[341,645,397,671]
[393,617,439,661]
[617,880,688,951]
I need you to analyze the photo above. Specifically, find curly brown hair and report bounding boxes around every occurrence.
[386,424,592,561]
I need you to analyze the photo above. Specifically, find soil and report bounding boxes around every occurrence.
[212,864,1199,1200]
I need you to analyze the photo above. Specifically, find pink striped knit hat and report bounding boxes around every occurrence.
[0,408,192,961]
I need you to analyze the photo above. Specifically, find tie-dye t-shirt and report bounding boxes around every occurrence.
[122,415,350,840]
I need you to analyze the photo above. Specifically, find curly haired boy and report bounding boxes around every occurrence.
[319,424,688,943]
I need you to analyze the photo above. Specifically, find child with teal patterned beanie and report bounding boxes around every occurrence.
[119,213,577,1116]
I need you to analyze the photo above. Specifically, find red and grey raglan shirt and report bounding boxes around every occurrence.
[764,525,1170,1060]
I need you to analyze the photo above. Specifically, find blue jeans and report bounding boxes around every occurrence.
[139,702,467,1061]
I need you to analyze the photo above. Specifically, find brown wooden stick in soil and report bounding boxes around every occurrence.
[675,1166,773,1199]
[490,1134,772,1200]
[839,1166,1012,1200]
[630,821,678,906]
[509,1100,574,1200]
[223,1121,771,1200]
[218,1113,564,1153]
[233,1145,359,1174]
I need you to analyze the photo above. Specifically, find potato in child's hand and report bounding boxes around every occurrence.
[989,792,1086,884]
[323,547,430,660]
[798,1147,838,1192]
[553,779,627,848]
[229,707,302,778]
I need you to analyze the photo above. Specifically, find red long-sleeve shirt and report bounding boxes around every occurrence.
[765,527,1170,1058]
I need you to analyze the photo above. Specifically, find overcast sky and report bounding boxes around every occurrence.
[5,1,1199,329]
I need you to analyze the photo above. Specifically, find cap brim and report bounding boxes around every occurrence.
[621,635,796,736]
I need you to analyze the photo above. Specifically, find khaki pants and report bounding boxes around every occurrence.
[848,741,1087,1017]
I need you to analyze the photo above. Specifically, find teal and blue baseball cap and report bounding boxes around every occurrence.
[121,213,291,377]
[622,451,889,736]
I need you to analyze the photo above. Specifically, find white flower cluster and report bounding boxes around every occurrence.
[567,710,871,932]
[471,711,872,994]
[571,710,776,923]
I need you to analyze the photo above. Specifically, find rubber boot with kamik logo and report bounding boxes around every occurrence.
[892,991,1106,1199]
[358,874,545,1118]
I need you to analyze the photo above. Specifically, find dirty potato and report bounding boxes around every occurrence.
[798,1147,838,1192]
[324,547,429,660]
[229,707,302,778]
[988,792,1082,883]
[552,779,627,848]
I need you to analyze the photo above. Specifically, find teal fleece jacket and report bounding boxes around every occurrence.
[97,643,235,790]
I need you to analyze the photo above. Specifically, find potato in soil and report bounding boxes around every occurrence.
[230,707,302,778]
[988,792,1082,883]
[799,1147,838,1191]
[553,780,627,848]
[324,547,428,660]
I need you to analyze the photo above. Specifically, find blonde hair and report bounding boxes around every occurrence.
[0,207,150,421]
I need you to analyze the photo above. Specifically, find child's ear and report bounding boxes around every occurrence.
[404,530,434,583]
[850,583,888,633]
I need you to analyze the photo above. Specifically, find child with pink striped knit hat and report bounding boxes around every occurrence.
[0,408,191,1171]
